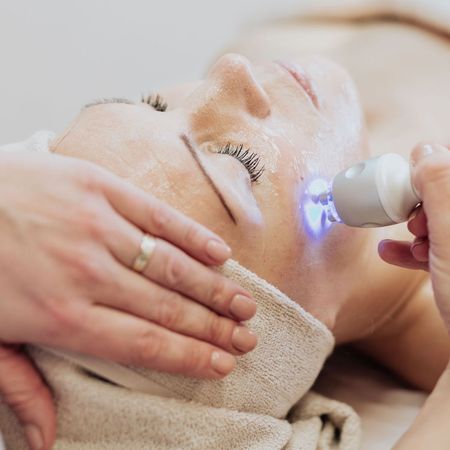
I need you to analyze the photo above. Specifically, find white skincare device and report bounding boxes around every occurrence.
[313,153,421,228]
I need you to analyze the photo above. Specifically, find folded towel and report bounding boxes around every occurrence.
[0,257,361,450]
[0,130,55,153]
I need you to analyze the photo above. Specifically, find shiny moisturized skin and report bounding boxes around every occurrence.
[53,53,421,343]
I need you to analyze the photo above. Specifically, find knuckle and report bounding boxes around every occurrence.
[4,380,47,413]
[74,252,109,286]
[149,202,171,235]
[41,297,84,338]
[134,327,164,366]
[164,252,188,287]
[184,221,202,247]
[79,205,108,240]
[208,276,228,311]
[155,294,185,330]
[205,315,233,346]
[76,162,106,192]
[180,344,207,375]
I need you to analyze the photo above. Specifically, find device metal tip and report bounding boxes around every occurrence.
[310,187,342,223]
[311,190,328,204]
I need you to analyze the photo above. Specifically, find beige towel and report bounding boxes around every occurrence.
[0,256,361,450]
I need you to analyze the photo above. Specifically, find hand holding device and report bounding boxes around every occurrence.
[379,144,450,329]
[313,153,420,228]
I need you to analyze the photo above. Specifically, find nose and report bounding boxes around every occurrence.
[207,53,271,119]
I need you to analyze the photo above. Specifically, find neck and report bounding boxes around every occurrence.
[332,228,426,344]
[284,228,373,343]
[287,227,419,345]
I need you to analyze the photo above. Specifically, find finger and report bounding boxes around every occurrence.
[411,237,430,263]
[54,305,237,379]
[378,239,428,271]
[99,173,232,265]
[0,344,56,450]
[411,143,450,255]
[95,263,257,355]
[407,206,428,238]
[104,217,256,321]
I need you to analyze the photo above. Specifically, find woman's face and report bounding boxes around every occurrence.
[54,53,371,334]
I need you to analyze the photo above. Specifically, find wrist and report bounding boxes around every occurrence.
[394,364,450,449]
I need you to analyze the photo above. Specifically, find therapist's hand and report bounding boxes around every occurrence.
[0,151,257,450]
[381,143,450,450]
[379,143,450,329]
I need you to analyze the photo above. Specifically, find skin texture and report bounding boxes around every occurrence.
[224,20,450,393]
[53,53,426,349]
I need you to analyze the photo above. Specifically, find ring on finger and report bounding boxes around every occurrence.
[132,234,157,273]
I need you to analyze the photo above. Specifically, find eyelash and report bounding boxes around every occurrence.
[85,97,135,108]
[218,143,265,183]
[141,94,168,112]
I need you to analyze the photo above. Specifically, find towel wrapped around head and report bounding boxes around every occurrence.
[0,230,360,449]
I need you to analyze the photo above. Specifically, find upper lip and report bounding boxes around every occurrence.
[276,61,319,109]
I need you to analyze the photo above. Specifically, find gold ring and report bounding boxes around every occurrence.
[132,234,157,273]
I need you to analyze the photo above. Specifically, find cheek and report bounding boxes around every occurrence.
[323,79,368,164]
[200,150,263,220]
[237,158,304,283]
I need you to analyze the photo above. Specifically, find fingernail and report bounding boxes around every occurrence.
[232,326,257,352]
[211,351,235,375]
[411,144,435,167]
[408,207,420,220]
[410,143,448,167]
[24,424,43,450]
[411,237,426,250]
[206,239,232,262]
[229,294,257,321]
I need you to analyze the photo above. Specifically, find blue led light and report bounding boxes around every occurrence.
[302,178,334,239]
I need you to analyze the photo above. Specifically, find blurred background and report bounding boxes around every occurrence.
[0,0,297,143]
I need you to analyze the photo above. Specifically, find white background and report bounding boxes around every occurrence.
[0,0,298,143]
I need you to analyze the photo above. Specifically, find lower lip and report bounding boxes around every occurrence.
[276,61,319,109]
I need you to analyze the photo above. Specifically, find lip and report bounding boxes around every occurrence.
[276,61,319,109]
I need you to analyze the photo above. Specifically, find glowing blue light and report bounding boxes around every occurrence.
[302,178,334,239]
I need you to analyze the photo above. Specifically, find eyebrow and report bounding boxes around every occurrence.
[180,134,237,225]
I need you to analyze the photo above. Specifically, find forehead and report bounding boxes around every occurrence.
[53,103,230,222]
[59,103,190,175]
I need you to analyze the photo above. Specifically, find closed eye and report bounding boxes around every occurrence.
[84,97,135,109]
[141,94,168,112]
[84,94,169,112]
[218,143,265,183]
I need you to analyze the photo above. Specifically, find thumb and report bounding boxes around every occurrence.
[0,345,56,450]
[410,143,450,327]
[410,143,450,257]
